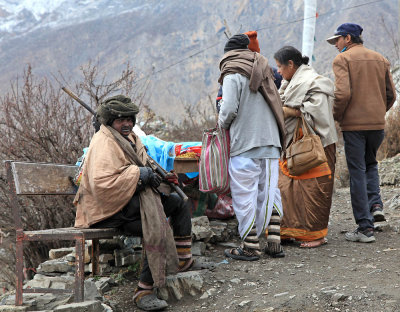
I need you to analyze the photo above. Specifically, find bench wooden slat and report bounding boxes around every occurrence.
[21,227,121,241]
[23,228,83,235]
[11,162,77,195]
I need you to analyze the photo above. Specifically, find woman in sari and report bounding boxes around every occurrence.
[274,46,338,248]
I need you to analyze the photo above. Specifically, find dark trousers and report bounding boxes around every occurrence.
[343,130,384,230]
[92,192,192,284]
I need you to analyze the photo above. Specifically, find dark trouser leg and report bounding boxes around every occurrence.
[365,130,384,209]
[134,257,153,302]
[91,194,152,284]
[91,194,142,235]
[94,192,192,285]
[343,131,374,230]
[161,193,192,236]
[139,257,153,285]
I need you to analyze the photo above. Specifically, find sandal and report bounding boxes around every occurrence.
[135,293,168,311]
[224,247,260,261]
[299,238,327,248]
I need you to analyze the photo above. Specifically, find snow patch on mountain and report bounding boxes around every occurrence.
[0,0,149,39]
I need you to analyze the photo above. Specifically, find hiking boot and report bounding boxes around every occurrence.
[345,228,375,243]
[371,204,386,222]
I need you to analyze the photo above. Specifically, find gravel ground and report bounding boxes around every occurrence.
[107,185,400,312]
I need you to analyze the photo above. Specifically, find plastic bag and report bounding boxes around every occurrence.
[205,194,234,219]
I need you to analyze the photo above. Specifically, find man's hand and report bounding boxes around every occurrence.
[150,173,162,188]
[139,167,161,188]
[165,170,179,185]
[283,106,301,119]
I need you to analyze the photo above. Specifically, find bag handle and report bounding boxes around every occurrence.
[300,114,312,136]
[293,113,312,142]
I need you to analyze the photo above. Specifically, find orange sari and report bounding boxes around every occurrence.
[279,144,336,242]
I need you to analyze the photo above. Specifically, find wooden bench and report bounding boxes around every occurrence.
[5,160,121,306]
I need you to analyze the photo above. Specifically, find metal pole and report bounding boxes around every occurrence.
[302,0,317,65]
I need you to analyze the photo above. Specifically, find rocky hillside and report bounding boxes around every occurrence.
[0,0,397,117]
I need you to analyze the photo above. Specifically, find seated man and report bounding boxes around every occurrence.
[74,95,203,311]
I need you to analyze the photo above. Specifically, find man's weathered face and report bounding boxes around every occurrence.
[111,117,134,136]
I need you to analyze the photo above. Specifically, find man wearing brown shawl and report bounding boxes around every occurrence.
[74,95,200,310]
[218,34,286,261]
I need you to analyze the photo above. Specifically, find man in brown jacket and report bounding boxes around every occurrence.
[327,23,396,243]
[74,95,206,311]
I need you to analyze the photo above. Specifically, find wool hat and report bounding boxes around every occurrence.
[96,95,139,125]
[244,31,260,53]
[224,34,250,53]
[326,23,363,45]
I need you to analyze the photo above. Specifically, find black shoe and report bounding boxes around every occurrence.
[371,204,386,222]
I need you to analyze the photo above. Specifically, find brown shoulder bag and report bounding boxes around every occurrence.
[286,114,327,176]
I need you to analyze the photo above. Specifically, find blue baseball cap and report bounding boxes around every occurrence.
[327,23,363,45]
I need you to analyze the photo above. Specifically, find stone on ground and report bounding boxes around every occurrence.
[157,270,205,301]
[54,300,106,312]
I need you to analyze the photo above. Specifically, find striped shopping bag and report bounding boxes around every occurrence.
[199,125,230,195]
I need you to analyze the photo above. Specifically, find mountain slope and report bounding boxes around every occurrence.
[0,0,396,117]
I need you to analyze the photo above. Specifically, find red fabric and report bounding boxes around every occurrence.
[175,145,202,157]
[175,144,182,156]
[165,171,179,185]
[205,194,234,219]
[244,30,260,53]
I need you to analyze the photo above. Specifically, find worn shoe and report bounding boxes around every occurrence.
[371,204,386,222]
[264,242,285,258]
[135,293,168,311]
[345,228,375,243]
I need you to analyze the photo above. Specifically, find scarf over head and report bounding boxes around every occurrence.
[224,34,250,53]
[218,49,286,151]
[97,95,139,125]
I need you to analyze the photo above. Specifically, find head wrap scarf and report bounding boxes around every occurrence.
[224,34,250,53]
[96,95,139,125]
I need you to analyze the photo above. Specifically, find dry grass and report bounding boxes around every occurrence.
[378,105,400,160]
[0,62,152,290]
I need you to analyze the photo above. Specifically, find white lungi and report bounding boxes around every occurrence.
[229,157,282,239]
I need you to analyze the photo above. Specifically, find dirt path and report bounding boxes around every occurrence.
[113,185,400,312]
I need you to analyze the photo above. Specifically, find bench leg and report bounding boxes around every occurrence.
[15,239,24,306]
[74,238,85,302]
[91,239,100,276]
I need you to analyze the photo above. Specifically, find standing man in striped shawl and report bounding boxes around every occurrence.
[218,34,286,261]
